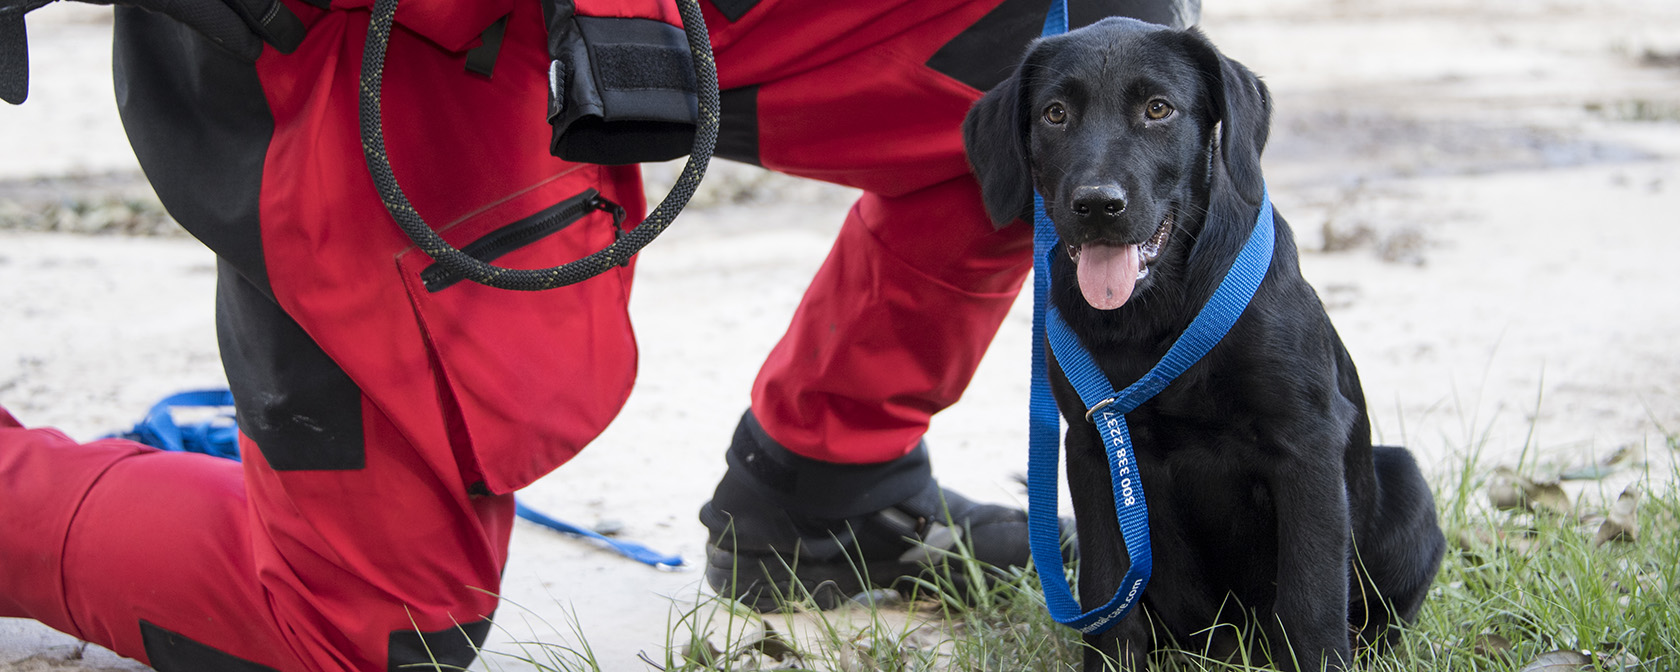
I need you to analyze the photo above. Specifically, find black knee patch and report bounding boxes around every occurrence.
[928,0,1202,93]
[387,619,493,672]
[140,620,281,672]
[216,260,366,471]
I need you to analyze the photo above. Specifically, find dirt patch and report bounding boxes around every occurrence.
[1270,107,1655,183]
[0,172,180,237]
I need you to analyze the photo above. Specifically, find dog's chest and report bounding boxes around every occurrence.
[1119,416,1283,562]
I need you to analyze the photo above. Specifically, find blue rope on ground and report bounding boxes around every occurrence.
[111,389,684,569]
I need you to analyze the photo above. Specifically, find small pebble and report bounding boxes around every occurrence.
[849,588,903,608]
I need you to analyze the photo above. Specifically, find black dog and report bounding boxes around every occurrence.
[963,18,1444,672]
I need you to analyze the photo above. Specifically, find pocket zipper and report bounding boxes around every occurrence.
[420,189,627,292]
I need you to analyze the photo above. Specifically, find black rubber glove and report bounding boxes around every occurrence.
[1,0,306,104]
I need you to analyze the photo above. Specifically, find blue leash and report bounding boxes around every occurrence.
[1028,190,1275,633]
[1024,2,1275,630]
[113,389,684,569]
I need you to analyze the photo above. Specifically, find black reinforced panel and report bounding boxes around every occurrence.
[388,619,494,671]
[465,15,510,78]
[715,86,762,166]
[112,7,275,299]
[141,620,282,672]
[709,0,761,22]
[926,0,1202,94]
[216,260,366,471]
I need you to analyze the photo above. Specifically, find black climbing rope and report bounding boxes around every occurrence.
[358,0,718,291]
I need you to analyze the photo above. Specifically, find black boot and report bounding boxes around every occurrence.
[699,411,1035,611]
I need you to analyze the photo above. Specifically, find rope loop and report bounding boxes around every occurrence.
[359,0,719,291]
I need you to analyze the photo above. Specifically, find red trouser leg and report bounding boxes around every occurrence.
[0,403,514,672]
[236,400,514,672]
[751,177,1031,464]
[0,413,294,669]
[705,0,1035,464]
[0,415,145,639]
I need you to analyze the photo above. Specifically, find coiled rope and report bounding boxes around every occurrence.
[359,0,719,291]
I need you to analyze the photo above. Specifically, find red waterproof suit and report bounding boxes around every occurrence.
[0,0,1188,669]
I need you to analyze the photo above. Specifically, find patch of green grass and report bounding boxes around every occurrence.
[459,443,1678,671]
[1390,464,1678,671]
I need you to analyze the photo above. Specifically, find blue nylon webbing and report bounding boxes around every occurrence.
[1044,0,1068,34]
[1022,11,1278,627]
[122,389,240,459]
[1025,0,1099,631]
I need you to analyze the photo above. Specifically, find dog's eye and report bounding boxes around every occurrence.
[1145,99,1174,120]
[1043,103,1068,125]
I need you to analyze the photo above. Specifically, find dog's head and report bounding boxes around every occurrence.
[963,18,1270,311]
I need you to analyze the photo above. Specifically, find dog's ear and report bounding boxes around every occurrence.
[963,66,1033,228]
[1184,28,1271,205]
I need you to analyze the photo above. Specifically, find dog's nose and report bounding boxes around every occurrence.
[1070,185,1126,218]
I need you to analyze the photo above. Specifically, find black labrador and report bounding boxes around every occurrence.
[962,18,1445,672]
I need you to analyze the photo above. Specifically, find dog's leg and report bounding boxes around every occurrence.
[1266,449,1355,672]
[1083,611,1152,672]
[1349,445,1445,651]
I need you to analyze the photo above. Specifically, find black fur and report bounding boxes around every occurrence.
[963,18,1444,672]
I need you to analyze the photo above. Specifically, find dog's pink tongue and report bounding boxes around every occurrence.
[1076,243,1140,310]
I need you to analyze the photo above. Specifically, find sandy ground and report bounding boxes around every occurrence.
[3,0,1680,670]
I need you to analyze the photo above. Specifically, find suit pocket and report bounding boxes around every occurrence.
[396,183,640,494]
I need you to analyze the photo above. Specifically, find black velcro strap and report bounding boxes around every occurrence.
[465,15,509,78]
[594,43,695,91]
[246,0,306,55]
[547,16,698,165]
[1,8,33,105]
[141,620,282,672]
